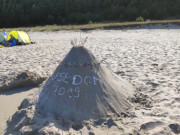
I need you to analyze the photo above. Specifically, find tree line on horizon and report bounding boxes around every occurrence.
[0,0,180,28]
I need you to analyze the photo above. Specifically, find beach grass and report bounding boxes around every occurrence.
[0,20,180,32]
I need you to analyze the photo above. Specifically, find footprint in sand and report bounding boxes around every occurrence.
[140,121,164,131]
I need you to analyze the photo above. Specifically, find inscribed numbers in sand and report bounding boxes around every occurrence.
[52,85,80,99]
[51,72,102,98]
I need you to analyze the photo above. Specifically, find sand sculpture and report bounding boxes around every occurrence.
[6,47,135,134]
[37,47,135,121]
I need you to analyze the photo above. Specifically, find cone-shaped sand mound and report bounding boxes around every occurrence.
[37,47,135,121]
[5,47,136,134]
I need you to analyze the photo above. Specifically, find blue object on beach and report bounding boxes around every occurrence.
[3,31,7,40]
[8,38,17,46]
[3,31,7,36]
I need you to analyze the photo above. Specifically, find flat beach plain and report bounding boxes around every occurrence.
[0,27,180,134]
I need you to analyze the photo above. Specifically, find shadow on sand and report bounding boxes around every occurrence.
[0,86,36,95]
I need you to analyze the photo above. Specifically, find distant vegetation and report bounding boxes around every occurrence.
[1,20,180,32]
[136,16,144,22]
[0,0,180,28]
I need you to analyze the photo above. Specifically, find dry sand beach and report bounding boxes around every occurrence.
[0,26,180,134]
